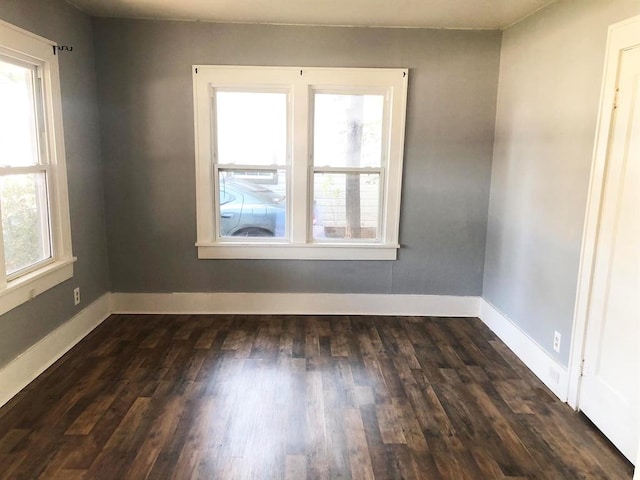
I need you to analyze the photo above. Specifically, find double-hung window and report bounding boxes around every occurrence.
[193,66,408,260]
[0,20,74,314]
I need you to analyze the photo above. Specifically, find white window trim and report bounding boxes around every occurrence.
[0,20,75,315]
[193,66,408,260]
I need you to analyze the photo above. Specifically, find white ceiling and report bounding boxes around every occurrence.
[65,0,557,30]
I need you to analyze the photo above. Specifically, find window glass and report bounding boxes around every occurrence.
[0,173,51,275]
[218,169,286,238]
[0,60,40,167]
[220,189,235,206]
[313,172,379,240]
[216,91,287,166]
[313,93,384,168]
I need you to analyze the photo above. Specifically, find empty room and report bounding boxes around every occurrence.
[0,0,638,478]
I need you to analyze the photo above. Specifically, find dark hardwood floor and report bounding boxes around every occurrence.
[0,314,633,479]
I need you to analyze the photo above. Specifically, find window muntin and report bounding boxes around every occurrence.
[0,19,75,314]
[193,66,408,260]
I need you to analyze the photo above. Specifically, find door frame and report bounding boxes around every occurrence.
[568,14,640,410]
[568,18,640,472]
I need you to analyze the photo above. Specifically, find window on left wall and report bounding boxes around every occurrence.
[0,20,75,315]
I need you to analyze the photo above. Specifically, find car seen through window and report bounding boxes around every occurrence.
[218,177,285,238]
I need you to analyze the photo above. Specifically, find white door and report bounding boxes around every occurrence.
[579,42,640,464]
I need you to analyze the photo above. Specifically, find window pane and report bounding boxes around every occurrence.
[218,169,286,238]
[0,59,39,167]
[313,93,384,168]
[216,91,287,166]
[313,173,379,240]
[0,173,51,275]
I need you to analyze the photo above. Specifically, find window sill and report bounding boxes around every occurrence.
[0,257,76,316]
[196,243,399,260]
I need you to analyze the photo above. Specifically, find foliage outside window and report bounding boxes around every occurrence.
[193,66,408,260]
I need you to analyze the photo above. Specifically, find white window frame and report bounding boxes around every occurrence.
[0,20,75,315]
[193,66,408,260]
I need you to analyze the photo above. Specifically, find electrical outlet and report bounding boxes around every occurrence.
[553,331,561,353]
[73,287,80,306]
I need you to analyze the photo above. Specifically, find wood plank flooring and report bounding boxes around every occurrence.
[0,314,633,479]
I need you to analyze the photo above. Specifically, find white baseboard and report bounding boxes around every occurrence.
[111,292,481,317]
[479,299,569,402]
[0,293,111,408]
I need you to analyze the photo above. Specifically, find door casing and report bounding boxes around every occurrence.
[567,13,640,472]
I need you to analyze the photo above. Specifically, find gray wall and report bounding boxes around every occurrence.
[93,20,501,295]
[0,0,110,367]
[483,0,640,366]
